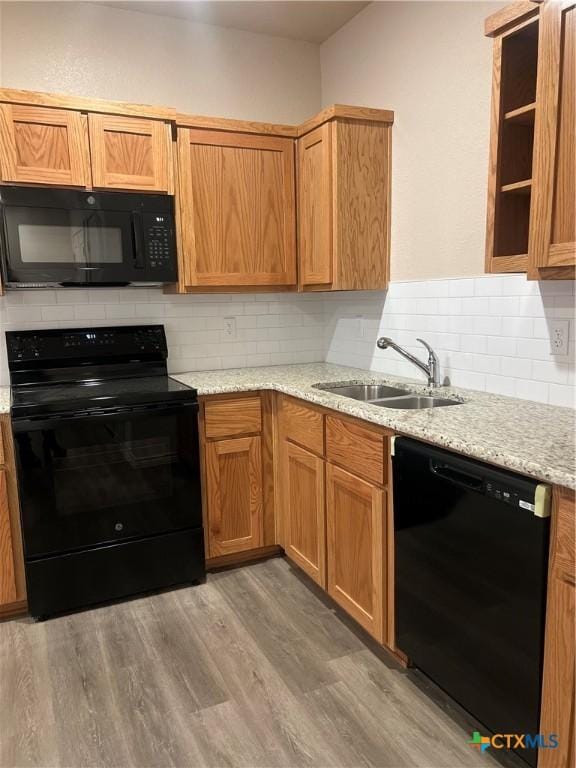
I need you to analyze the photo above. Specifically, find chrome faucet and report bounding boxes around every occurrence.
[376,337,440,387]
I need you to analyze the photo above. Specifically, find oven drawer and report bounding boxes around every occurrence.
[26,526,205,619]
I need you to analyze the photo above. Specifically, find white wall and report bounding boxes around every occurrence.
[321,0,500,281]
[0,1,320,123]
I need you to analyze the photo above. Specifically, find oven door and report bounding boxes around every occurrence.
[1,205,141,285]
[13,402,202,558]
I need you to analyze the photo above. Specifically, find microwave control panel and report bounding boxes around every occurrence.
[144,214,173,269]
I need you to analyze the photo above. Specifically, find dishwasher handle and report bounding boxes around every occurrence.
[430,460,484,493]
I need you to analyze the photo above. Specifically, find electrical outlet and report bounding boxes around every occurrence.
[355,314,365,339]
[223,317,237,340]
[550,320,569,356]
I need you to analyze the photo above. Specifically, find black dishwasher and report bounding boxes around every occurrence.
[393,437,551,768]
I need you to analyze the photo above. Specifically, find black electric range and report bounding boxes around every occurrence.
[7,325,205,619]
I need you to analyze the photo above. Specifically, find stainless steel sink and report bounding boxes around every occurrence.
[371,395,461,409]
[316,383,409,401]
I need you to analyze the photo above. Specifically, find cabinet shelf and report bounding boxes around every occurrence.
[501,179,532,194]
[504,102,536,125]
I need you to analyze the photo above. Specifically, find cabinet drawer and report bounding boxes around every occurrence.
[554,489,575,581]
[204,397,262,439]
[279,396,324,455]
[326,415,387,486]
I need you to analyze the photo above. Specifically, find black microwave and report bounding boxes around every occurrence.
[0,186,178,288]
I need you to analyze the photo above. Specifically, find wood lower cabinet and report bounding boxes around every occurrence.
[200,393,274,563]
[0,416,26,617]
[205,436,263,557]
[0,104,90,186]
[326,463,385,642]
[283,440,326,587]
[88,114,172,192]
[539,487,575,768]
[176,127,297,290]
[277,395,390,644]
[0,469,17,605]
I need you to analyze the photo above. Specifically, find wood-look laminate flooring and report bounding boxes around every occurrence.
[0,557,498,768]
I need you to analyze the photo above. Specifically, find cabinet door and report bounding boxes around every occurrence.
[177,128,296,288]
[539,488,575,768]
[89,114,170,192]
[0,469,17,605]
[283,441,326,587]
[0,104,89,186]
[529,1,576,278]
[297,123,333,287]
[205,436,263,557]
[326,463,385,641]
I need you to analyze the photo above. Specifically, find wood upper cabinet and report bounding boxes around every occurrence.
[283,440,326,587]
[298,123,333,286]
[326,463,385,641]
[528,1,575,279]
[205,435,263,557]
[297,110,393,291]
[177,127,297,289]
[0,469,17,606]
[539,487,575,768]
[88,114,172,192]
[0,104,90,187]
[484,1,575,279]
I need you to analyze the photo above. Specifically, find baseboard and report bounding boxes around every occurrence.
[206,545,283,571]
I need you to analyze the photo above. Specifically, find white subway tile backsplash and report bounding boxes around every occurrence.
[0,276,574,408]
[503,317,533,337]
[501,356,532,379]
[488,297,520,317]
[324,275,575,407]
[472,316,501,336]
[0,288,326,384]
[515,379,550,403]
[6,306,43,324]
[532,360,569,384]
[74,305,106,320]
[40,306,75,322]
[484,374,516,396]
[548,383,576,408]
[105,304,137,319]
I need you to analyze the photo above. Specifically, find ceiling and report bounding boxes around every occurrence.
[94,1,370,43]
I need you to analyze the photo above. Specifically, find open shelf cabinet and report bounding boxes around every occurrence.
[486,13,539,273]
[485,1,575,280]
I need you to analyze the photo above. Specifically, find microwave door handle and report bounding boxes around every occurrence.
[84,211,102,265]
[132,212,145,269]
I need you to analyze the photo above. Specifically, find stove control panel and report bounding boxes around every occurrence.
[6,325,167,364]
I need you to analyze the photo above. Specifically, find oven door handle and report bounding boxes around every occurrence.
[11,401,199,431]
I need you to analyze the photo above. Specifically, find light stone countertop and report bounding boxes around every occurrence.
[0,387,11,416]
[171,362,576,490]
